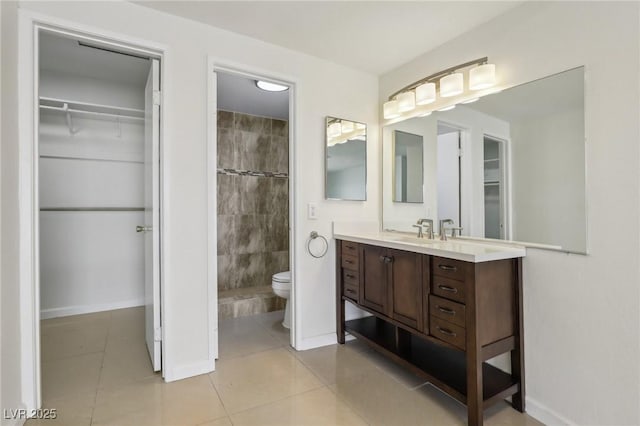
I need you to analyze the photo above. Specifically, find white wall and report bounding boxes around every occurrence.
[6,0,379,397]
[511,107,586,252]
[1,0,26,422]
[381,2,640,424]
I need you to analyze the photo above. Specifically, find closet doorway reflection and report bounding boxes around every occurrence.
[37,29,163,395]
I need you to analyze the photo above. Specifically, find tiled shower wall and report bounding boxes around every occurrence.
[217,110,289,292]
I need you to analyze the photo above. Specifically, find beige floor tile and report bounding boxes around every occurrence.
[484,401,544,426]
[330,367,464,426]
[99,339,156,389]
[198,417,233,426]
[210,347,323,414]
[41,314,110,361]
[295,342,378,386]
[231,387,367,426]
[217,315,283,360]
[25,392,95,426]
[108,306,146,343]
[93,375,226,426]
[41,352,103,401]
[253,310,292,346]
[363,349,428,390]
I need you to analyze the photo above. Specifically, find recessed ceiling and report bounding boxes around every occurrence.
[39,31,150,87]
[217,72,289,120]
[133,1,522,75]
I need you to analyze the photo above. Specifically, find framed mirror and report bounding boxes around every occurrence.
[393,130,424,203]
[325,117,367,201]
[382,67,587,253]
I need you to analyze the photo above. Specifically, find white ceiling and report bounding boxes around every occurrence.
[134,1,522,75]
[217,71,289,120]
[39,31,151,86]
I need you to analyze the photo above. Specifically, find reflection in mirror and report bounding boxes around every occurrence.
[393,131,423,203]
[382,67,586,253]
[325,117,366,200]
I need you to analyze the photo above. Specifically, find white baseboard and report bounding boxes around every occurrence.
[40,298,145,319]
[526,396,574,425]
[163,359,214,383]
[295,332,355,351]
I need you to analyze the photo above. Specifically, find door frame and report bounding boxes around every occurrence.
[207,58,298,352]
[17,10,168,411]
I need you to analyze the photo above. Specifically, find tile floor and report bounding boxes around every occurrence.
[30,308,542,426]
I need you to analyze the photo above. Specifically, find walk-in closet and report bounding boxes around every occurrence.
[38,30,161,394]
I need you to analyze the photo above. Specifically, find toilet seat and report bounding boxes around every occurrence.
[272,271,291,283]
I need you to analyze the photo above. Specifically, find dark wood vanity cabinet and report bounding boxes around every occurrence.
[336,239,525,426]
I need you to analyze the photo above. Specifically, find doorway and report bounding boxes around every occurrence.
[483,136,508,240]
[35,27,164,403]
[436,123,462,234]
[211,66,296,354]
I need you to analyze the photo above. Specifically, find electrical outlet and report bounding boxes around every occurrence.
[308,203,318,220]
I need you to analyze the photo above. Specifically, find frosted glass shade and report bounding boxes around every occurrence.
[341,120,354,133]
[383,100,400,119]
[416,82,436,105]
[328,122,341,137]
[440,73,464,97]
[469,64,496,90]
[397,91,416,112]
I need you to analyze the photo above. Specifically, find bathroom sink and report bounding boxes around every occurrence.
[384,234,439,245]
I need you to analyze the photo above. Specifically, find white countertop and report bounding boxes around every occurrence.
[333,229,526,263]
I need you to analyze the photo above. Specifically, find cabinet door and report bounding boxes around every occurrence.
[389,249,423,331]
[360,244,389,315]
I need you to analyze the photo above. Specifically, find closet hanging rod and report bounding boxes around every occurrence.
[40,105,144,122]
[39,96,144,116]
[40,207,145,212]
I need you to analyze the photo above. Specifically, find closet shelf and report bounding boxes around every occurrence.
[39,96,144,132]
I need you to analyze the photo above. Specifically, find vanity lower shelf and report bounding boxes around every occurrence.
[345,316,519,408]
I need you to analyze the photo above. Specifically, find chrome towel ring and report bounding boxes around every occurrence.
[307,231,329,258]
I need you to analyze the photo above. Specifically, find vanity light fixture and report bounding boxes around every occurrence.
[256,80,289,92]
[383,99,400,119]
[384,57,496,120]
[397,91,416,112]
[341,120,355,133]
[469,63,496,90]
[440,72,464,97]
[328,122,342,138]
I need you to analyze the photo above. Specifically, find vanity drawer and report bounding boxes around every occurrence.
[341,241,359,257]
[343,282,359,300]
[431,275,466,304]
[341,254,359,270]
[343,269,359,285]
[430,316,466,350]
[432,256,471,282]
[430,295,466,328]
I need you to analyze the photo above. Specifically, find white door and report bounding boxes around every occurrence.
[143,58,161,371]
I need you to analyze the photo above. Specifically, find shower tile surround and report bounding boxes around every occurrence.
[217,110,289,319]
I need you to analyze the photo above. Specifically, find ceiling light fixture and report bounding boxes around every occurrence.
[383,57,496,120]
[256,80,289,92]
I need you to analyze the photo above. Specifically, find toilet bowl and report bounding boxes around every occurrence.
[272,271,291,329]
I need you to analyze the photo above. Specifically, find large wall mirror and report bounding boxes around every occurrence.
[326,117,367,200]
[382,67,587,253]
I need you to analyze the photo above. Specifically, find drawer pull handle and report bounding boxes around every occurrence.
[345,260,354,264]
[345,273,356,279]
[437,306,456,315]
[346,288,356,294]
[437,285,458,293]
[346,245,355,249]
[437,326,457,337]
[378,255,393,263]
[438,264,457,272]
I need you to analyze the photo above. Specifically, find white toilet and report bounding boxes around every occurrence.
[272,271,292,329]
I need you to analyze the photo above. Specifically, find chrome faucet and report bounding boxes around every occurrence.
[439,219,454,241]
[418,218,434,239]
